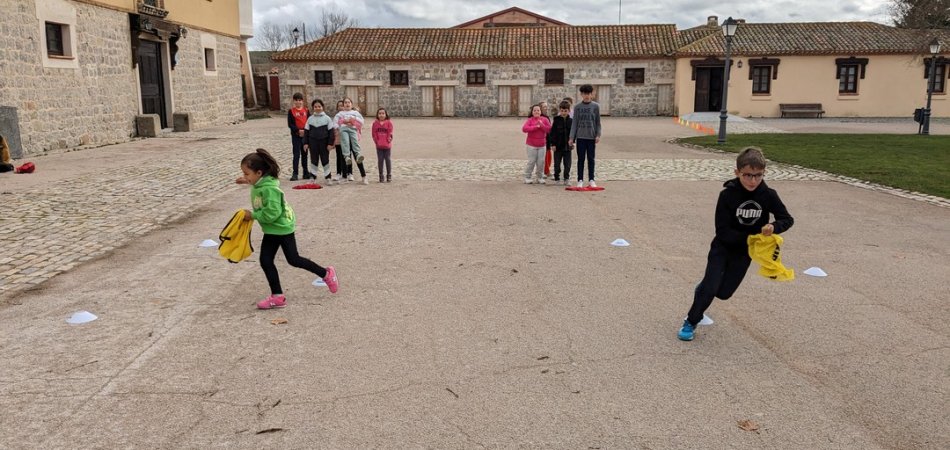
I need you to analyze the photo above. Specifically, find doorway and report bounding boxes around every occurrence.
[137,40,167,128]
[421,86,455,117]
[693,67,724,112]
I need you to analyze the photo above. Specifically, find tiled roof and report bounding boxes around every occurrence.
[453,6,570,28]
[676,25,719,48]
[676,22,950,56]
[272,25,679,62]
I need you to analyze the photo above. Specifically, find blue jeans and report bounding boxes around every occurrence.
[575,138,596,182]
[290,134,309,177]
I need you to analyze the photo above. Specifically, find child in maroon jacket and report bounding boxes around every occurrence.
[371,107,394,183]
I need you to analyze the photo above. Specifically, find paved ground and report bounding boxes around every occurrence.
[0,117,947,448]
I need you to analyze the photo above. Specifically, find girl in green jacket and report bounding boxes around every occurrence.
[237,148,339,309]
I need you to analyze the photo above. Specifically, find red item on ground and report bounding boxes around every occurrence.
[565,186,605,192]
[14,162,35,173]
[292,183,322,189]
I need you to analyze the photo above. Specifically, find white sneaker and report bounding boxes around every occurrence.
[539,178,546,185]
[347,174,354,182]
[332,174,340,183]
[576,181,584,188]
[524,178,532,184]
[589,180,597,188]
[362,177,369,185]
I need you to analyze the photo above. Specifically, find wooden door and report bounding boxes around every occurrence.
[366,86,379,117]
[517,86,532,116]
[596,85,611,115]
[656,84,673,116]
[433,87,443,117]
[441,87,454,116]
[498,86,511,116]
[137,40,167,128]
[268,76,280,110]
[421,86,434,116]
[344,86,360,111]
[253,75,268,108]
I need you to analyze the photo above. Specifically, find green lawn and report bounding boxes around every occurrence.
[678,134,950,199]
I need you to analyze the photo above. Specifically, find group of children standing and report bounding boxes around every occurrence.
[522,84,602,188]
[287,93,394,185]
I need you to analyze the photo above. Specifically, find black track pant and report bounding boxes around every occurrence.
[686,242,751,325]
[259,233,326,295]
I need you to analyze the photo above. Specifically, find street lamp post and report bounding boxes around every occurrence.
[292,27,300,47]
[717,17,739,144]
[922,38,942,136]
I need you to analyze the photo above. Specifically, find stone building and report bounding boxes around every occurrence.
[0,0,253,158]
[271,25,679,118]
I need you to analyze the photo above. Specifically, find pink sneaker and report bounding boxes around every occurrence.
[257,294,286,309]
[323,266,339,293]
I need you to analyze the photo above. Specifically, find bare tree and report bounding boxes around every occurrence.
[890,0,950,28]
[256,22,290,51]
[317,7,360,38]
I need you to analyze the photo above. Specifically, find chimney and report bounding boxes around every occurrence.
[737,18,746,24]
[707,15,718,27]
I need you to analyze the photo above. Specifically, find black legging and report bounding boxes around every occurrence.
[686,243,751,325]
[259,232,326,295]
[335,145,350,178]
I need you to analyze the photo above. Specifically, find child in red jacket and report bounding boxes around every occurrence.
[371,108,394,183]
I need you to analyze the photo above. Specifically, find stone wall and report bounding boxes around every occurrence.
[170,33,244,129]
[0,1,138,156]
[274,59,676,118]
[0,0,245,157]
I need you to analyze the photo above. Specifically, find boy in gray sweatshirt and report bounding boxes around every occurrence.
[568,84,602,188]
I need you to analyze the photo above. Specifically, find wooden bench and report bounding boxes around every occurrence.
[780,103,825,118]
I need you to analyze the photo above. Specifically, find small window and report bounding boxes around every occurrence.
[924,58,947,94]
[390,70,409,86]
[624,68,645,84]
[838,64,858,94]
[544,69,564,85]
[45,22,67,57]
[751,66,771,94]
[933,64,946,94]
[204,48,216,71]
[466,69,485,86]
[314,70,333,86]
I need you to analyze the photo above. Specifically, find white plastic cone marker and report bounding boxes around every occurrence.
[312,278,327,287]
[611,238,630,247]
[684,314,715,326]
[67,311,98,325]
[803,267,828,277]
[199,239,219,248]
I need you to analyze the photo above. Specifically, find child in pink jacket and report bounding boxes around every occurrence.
[522,104,552,184]
[371,108,394,183]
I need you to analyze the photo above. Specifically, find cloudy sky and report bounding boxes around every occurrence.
[249,0,893,48]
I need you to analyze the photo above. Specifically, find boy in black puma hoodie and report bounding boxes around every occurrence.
[678,147,794,341]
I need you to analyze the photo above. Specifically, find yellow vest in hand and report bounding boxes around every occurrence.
[218,210,254,263]
[747,233,795,281]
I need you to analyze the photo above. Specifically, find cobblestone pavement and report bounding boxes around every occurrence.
[1,118,946,300]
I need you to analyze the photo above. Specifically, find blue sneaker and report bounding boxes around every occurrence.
[678,320,695,341]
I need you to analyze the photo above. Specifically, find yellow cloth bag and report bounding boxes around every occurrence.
[218,210,254,263]
[747,233,795,281]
